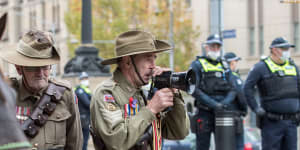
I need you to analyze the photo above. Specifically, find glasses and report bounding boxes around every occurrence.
[23,66,51,72]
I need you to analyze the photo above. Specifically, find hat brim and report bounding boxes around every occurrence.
[227,57,241,62]
[101,40,171,65]
[206,40,223,46]
[1,45,60,66]
[270,44,295,49]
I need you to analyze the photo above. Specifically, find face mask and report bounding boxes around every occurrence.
[80,80,89,87]
[280,51,290,62]
[207,51,221,60]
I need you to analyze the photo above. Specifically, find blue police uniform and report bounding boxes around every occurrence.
[244,57,300,150]
[224,52,248,150]
[75,85,91,150]
[228,72,248,150]
[190,56,237,150]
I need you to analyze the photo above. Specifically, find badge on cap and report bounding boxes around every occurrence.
[104,94,115,102]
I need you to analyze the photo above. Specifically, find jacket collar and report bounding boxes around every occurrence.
[113,68,141,98]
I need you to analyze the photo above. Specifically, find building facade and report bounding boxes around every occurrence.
[192,0,300,75]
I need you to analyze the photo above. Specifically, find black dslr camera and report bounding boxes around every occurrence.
[148,69,198,99]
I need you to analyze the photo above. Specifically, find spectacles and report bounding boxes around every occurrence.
[23,66,51,72]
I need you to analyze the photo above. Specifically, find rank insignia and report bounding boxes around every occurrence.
[104,94,115,102]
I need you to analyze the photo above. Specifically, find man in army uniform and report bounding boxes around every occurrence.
[1,30,83,150]
[244,37,300,150]
[0,13,32,150]
[90,30,190,150]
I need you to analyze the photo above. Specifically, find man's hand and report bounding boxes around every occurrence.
[146,88,174,114]
[152,66,171,77]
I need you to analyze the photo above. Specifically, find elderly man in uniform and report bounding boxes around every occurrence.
[90,30,190,150]
[0,13,32,150]
[244,37,300,150]
[1,30,83,150]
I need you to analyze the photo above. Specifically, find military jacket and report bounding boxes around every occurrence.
[13,78,83,150]
[90,69,190,150]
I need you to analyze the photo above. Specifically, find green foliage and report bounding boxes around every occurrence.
[65,0,200,72]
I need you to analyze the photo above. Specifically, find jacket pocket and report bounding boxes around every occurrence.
[45,108,71,145]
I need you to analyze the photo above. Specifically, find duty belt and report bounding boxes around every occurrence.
[266,112,300,121]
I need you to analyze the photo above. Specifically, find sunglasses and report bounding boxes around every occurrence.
[23,66,51,72]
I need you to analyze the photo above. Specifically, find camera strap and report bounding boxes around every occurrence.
[130,56,146,85]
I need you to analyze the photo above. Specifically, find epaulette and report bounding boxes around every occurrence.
[101,79,116,89]
[49,78,71,90]
[260,55,268,61]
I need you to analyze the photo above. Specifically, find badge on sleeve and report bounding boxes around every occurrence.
[107,103,117,111]
[104,94,115,103]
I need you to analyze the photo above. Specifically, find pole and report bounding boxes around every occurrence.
[81,0,92,44]
[169,0,174,71]
[218,0,224,56]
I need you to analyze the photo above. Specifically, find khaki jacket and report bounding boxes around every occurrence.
[90,69,190,150]
[13,78,83,150]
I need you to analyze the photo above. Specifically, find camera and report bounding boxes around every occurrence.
[151,69,198,95]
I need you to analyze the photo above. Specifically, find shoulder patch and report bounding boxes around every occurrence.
[106,103,117,111]
[49,78,71,90]
[102,80,116,88]
[104,94,115,103]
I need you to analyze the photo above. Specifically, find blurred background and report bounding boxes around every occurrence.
[1,0,300,149]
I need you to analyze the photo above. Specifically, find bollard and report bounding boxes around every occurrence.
[215,110,236,150]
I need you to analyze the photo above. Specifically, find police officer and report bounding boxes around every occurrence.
[244,37,300,150]
[224,52,248,150]
[74,72,91,150]
[90,30,190,150]
[1,30,83,150]
[189,34,237,150]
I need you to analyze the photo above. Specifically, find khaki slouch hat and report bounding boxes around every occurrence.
[101,30,172,65]
[1,30,60,66]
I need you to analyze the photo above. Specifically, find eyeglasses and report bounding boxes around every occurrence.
[23,66,51,72]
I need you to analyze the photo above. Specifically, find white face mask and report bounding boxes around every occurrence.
[80,80,89,87]
[207,51,221,60]
[280,51,290,62]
